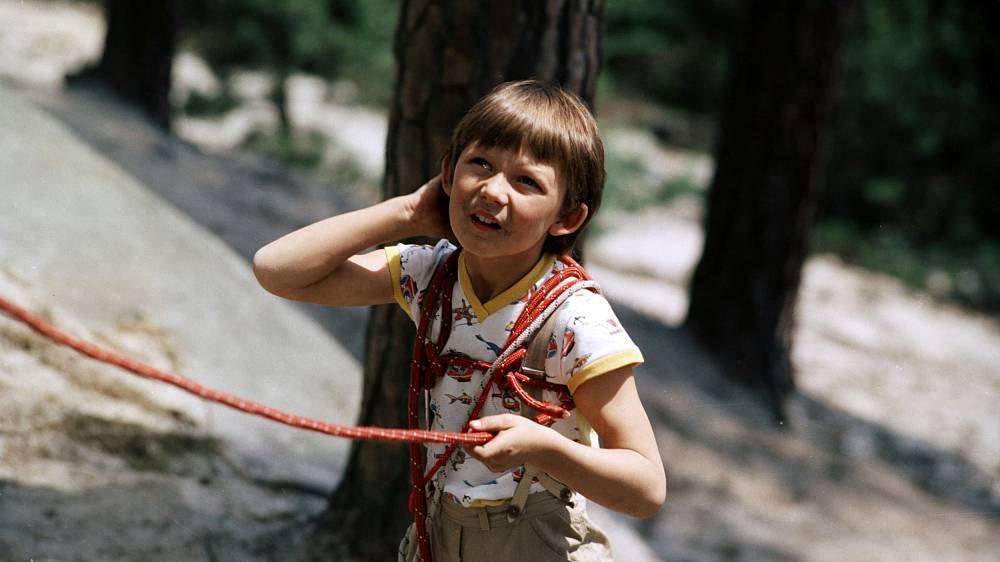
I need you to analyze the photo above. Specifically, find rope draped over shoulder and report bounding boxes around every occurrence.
[405,251,597,562]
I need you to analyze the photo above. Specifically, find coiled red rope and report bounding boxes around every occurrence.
[0,294,493,446]
[405,253,593,562]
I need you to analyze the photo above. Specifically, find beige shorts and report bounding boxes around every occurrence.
[399,492,613,562]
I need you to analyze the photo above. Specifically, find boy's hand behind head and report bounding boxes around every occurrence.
[404,175,455,241]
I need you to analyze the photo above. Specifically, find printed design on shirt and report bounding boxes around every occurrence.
[475,334,502,356]
[451,449,467,471]
[568,353,593,378]
[464,478,498,487]
[428,401,443,428]
[561,328,576,357]
[453,299,476,326]
[436,449,467,472]
[492,388,521,412]
[445,352,475,383]
[601,317,624,335]
[546,334,559,359]
[512,465,524,483]
[444,392,474,405]
[557,387,573,404]
[504,320,515,333]
[400,274,418,304]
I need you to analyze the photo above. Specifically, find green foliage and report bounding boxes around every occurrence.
[824,0,999,248]
[813,0,1000,308]
[604,0,738,113]
[184,0,349,77]
[181,89,239,117]
[181,0,398,106]
[813,221,1000,311]
[601,0,997,308]
[603,149,704,212]
[328,0,397,106]
[242,128,326,170]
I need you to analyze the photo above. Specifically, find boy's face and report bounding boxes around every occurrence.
[442,142,587,263]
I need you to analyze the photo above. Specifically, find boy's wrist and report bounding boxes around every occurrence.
[381,194,423,241]
[525,424,569,471]
[392,188,445,241]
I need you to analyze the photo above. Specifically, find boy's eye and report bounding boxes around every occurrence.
[470,157,492,171]
[519,176,540,189]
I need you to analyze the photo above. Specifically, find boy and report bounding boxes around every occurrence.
[254,80,665,561]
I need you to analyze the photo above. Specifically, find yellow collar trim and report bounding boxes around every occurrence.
[458,251,556,322]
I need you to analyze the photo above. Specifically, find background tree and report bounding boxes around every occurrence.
[684,0,850,422]
[183,0,366,135]
[74,0,181,129]
[303,0,604,559]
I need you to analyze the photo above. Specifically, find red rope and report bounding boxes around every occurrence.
[0,294,494,446]
[405,254,593,562]
[0,253,592,562]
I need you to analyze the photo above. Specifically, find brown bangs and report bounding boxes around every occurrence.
[456,97,568,169]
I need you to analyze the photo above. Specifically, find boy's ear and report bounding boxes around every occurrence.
[548,203,589,237]
[440,154,453,196]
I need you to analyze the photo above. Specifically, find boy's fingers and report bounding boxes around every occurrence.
[469,414,518,432]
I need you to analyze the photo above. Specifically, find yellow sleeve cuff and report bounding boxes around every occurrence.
[383,245,413,321]
[566,348,644,394]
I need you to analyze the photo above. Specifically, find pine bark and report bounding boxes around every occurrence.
[79,0,180,129]
[685,0,849,422]
[304,1,604,560]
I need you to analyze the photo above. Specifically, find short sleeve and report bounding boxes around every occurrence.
[385,239,456,323]
[543,290,643,394]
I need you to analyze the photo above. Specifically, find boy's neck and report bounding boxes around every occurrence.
[462,248,547,303]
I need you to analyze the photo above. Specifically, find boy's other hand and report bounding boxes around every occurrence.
[465,414,559,473]
[404,175,454,241]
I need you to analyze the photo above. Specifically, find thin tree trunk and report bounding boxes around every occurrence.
[77,0,180,129]
[684,0,849,423]
[305,1,603,560]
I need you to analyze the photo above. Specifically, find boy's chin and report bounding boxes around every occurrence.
[459,240,545,262]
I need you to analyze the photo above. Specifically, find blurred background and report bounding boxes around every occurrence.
[0,1,997,561]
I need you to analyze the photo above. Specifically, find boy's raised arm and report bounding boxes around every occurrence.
[253,176,450,307]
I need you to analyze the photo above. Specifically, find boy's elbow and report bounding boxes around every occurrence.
[634,471,667,519]
[630,489,665,519]
[252,247,283,295]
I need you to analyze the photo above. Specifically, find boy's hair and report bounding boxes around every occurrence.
[445,80,605,255]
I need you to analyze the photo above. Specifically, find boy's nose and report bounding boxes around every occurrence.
[479,174,510,206]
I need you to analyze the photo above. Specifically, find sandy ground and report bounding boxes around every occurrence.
[1,1,998,561]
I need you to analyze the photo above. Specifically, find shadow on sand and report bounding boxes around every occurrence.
[612,301,999,558]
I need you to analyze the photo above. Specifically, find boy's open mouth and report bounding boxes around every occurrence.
[470,213,502,231]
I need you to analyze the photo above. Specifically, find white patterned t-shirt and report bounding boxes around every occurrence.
[385,240,643,506]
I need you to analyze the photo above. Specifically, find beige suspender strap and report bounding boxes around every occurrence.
[520,304,559,379]
[536,471,574,506]
[507,465,540,522]
[507,297,575,522]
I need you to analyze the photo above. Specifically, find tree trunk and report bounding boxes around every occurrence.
[79,0,180,129]
[304,1,604,560]
[684,0,849,423]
